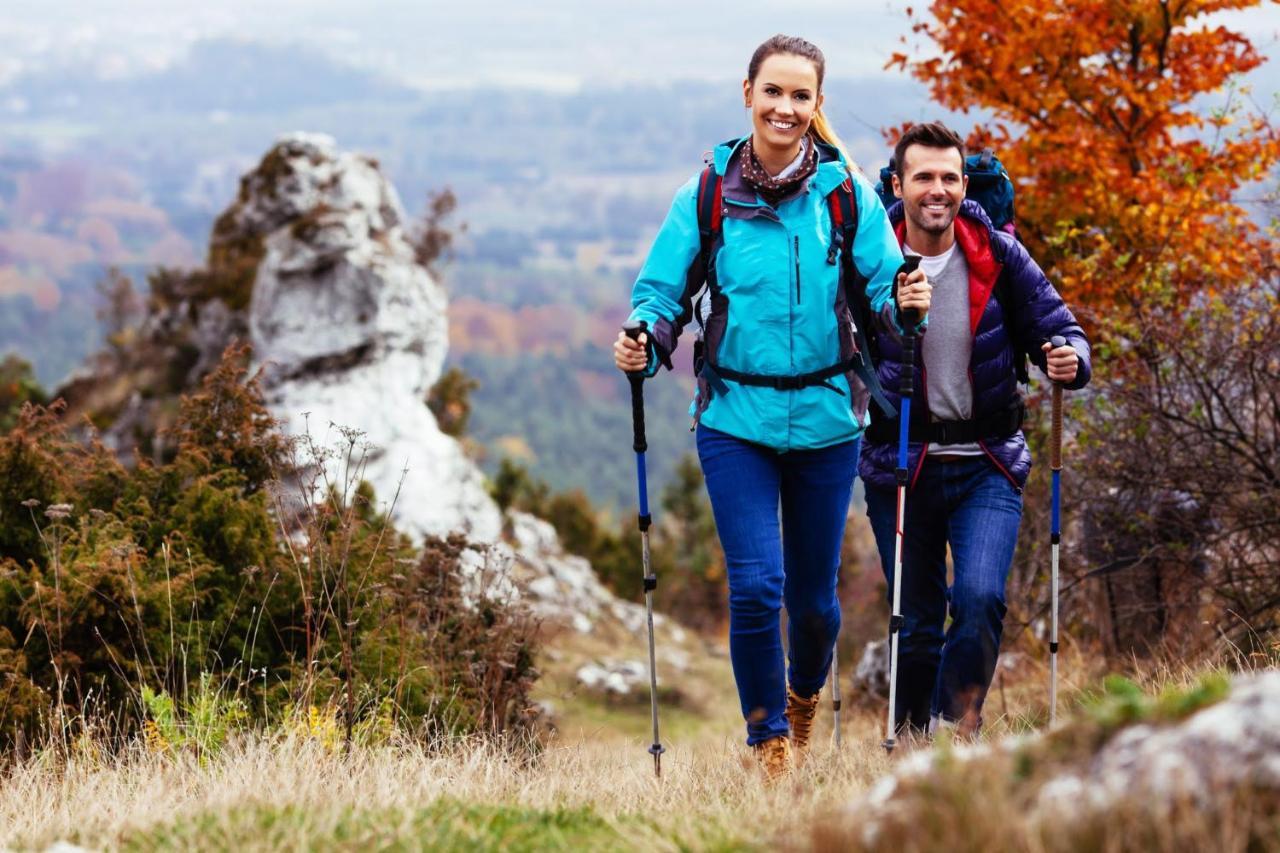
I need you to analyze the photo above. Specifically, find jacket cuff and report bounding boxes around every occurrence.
[647,317,677,373]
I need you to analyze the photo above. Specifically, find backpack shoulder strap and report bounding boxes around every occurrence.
[696,164,722,254]
[828,177,857,238]
[827,179,895,419]
[988,236,1030,385]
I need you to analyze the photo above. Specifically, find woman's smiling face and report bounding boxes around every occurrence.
[743,53,823,158]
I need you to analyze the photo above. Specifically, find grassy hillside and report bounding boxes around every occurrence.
[5,656,1275,852]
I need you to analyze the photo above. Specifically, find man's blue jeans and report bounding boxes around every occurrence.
[864,456,1022,731]
[696,424,859,746]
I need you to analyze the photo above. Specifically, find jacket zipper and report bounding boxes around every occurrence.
[794,235,801,303]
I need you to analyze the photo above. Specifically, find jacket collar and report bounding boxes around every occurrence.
[714,135,851,207]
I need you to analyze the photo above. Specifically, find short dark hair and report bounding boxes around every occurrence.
[893,122,966,178]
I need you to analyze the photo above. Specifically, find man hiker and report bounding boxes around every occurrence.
[861,121,1092,737]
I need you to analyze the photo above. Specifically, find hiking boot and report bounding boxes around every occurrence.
[752,735,792,783]
[785,686,822,757]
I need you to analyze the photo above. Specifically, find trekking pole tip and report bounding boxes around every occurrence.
[650,743,665,777]
[881,737,897,754]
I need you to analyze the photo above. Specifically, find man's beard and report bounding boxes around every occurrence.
[908,203,957,235]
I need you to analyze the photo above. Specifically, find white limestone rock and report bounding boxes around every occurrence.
[222,132,501,541]
[454,539,521,610]
[1035,671,1280,816]
[213,136,695,650]
[854,672,1280,845]
[505,511,686,644]
[575,660,649,696]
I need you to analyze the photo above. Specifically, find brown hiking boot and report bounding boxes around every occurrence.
[752,735,792,783]
[785,687,822,757]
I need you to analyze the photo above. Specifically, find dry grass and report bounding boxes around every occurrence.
[0,634,1099,851]
[0,716,896,851]
[5,639,1271,852]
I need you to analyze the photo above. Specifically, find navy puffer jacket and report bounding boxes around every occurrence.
[859,200,1091,491]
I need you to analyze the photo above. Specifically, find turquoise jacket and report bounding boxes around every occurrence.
[628,136,904,452]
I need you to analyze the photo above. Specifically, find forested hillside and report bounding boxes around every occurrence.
[0,40,952,502]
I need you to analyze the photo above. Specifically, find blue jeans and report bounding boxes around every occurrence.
[696,424,859,746]
[864,456,1022,730]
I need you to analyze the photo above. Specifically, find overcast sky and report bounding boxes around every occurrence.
[1,0,1276,92]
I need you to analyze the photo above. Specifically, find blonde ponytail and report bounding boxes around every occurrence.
[810,108,859,177]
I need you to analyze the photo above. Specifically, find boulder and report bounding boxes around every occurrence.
[853,671,1280,848]
[221,133,501,542]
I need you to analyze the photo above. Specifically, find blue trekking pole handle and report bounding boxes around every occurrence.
[884,254,921,754]
[896,255,923,473]
[1050,335,1066,514]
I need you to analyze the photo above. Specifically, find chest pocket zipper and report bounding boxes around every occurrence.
[794,235,801,303]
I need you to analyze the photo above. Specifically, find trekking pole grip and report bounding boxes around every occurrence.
[1049,335,1065,470]
[623,320,648,453]
[898,255,922,396]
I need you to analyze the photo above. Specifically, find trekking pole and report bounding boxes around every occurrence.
[623,319,665,778]
[831,644,842,748]
[883,255,921,755]
[1048,334,1066,726]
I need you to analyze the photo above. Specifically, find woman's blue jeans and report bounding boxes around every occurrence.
[864,456,1023,731]
[696,424,859,746]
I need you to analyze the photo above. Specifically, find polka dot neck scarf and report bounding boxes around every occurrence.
[740,134,818,208]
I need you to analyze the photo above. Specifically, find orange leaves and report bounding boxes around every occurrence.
[895,0,1278,315]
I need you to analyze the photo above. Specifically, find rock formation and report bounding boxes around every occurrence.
[55,133,672,650]
[852,671,1280,847]
[222,133,500,541]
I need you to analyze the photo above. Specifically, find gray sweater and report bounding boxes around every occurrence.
[910,243,983,456]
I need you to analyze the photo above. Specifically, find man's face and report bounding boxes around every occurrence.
[892,144,967,236]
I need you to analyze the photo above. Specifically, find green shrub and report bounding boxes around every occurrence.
[0,347,539,751]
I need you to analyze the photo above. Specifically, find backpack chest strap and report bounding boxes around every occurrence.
[709,356,859,394]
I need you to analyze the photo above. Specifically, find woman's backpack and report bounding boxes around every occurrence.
[692,165,895,418]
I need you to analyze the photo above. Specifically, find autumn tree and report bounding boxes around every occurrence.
[892,0,1278,315]
[891,0,1280,658]
[0,356,47,432]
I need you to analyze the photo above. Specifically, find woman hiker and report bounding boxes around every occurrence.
[613,34,929,780]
